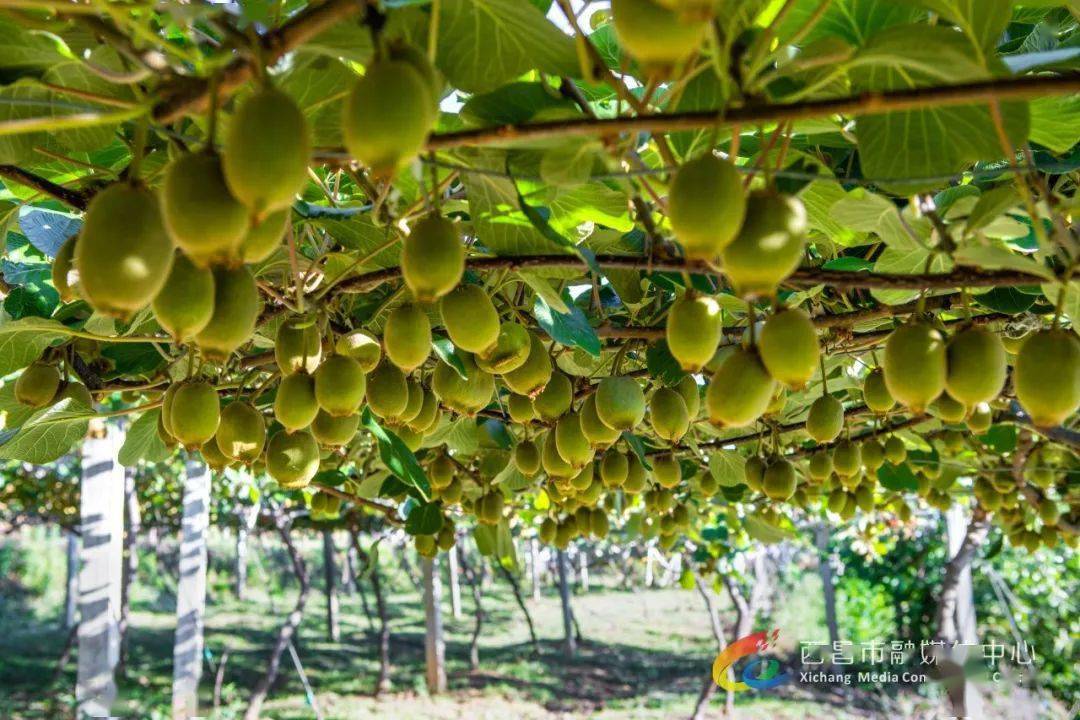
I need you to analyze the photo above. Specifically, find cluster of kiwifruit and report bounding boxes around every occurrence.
[611,0,713,73]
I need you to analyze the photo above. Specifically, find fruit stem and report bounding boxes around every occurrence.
[746,301,757,346]
[819,353,828,396]
[427,0,440,64]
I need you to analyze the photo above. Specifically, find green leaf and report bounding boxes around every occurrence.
[1029,95,1080,155]
[405,501,444,536]
[709,450,745,488]
[0,381,36,431]
[533,290,601,357]
[0,397,93,464]
[876,462,919,491]
[953,244,1053,280]
[18,208,80,258]
[870,246,953,305]
[361,407,431,499]
[118,408,170,467]
[979,424,1016,453]
[622,432,653,472]
[540,139,602,187]
[645,340,687,386]
[435,0,578,93]
[910,0,1013,56]
[461,82,577,126]
[743,514,796,544]
[0,316,70,376]
[431,335,469,379]
[973,286,1036,314]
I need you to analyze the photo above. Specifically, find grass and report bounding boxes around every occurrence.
[0,530,1061,719]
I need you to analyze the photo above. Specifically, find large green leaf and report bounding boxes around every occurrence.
[533,290,601,357]
[435,0,579,93]
[118,408,170,467]
[405,501,444,536]
[0,397,93,464]
[1029,96,1080,154]
[362,407,431,499]
[910,0,1013,58]
[0,316,70,376]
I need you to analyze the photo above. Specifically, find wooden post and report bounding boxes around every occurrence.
[447,544,462,620]
[556,549,576,657]
[814,524,841,650]
[422,556,447,693]
[172,457,211,720]
[63,529,78,629]
[322,530,340,642]
[76,423,125,717]
[579,550,589,592]
[938,505,988,719]
[645,546,655,587]
[119,466,140,675]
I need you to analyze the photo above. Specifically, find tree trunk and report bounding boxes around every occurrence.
[497,561,539,652]
[457,547,484,670]
[245,510,311,720]
[645,546,655,587]
[76,423,125,718]
[690,576,728,720]
[529,539,541,601]
[556,549,576,657]
[422,555,447,693]
[172,457,211,720]
[814,524,841,651]
[63,529,79,629]
[578,551,589,592]
[118,466,140,677]
[322,530,340,642]
[935,506,989,719]
[447,542,463,620]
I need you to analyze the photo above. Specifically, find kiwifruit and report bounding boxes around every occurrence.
[1001,331,1029,355]
[436,523,456,551]
[854,484,875,512]
[400,379,425,425]
[539,517,557,544]
[884,435,906,464]
[161,152,247,266]
[945,326,1006,406]
[806,394,843,443]
[705,348,776,427]
[265,429,320,489]
[570,461,594,491]
[763,459,797,500]
[275,317,323,375]
[541,430,575,478]
[554,520,575,549]
[743,455,765,491]
[52,237,79,303]
[652,454,681,489]
[311,410,360,447]
[591,509,610,539]
[1039,499,1061,526]
[600,451,629,487]
[514,440,541,476]
[194,265,260,359]
[240,208,288,264]
[555,412,593,469]
[832,441,862,477]
[862,369,895,414]
[216,401,265,463]
[649,387,690,443]
[966,402,993,433]
[667,154,746,260]
[696,472,718,497]
[502,332,553,397]
[161,382,180,437]
[475,323,531,374]
[152,252,215,341]
[74,183,174,318]
[579,393,621,448]
[343,59,436,177]
[623,455,648,494]
[335,329,382,372]
[941,429,965,454]
[861,440,884,470]
[58,382,93,408]
[401,215,464,303]
[15,362,59,408]
[429,455,456,489]
[533,372,573,422]
[222,87,311,216]
[758,308,819,389]
[384,303,431,372]
[826,488,846,514]
[200,434,232,472]
[595,376,646,431]
[366,361,409,420]
[314,354,366,417]
[439,284,500,354]
[157,411,177,448]
[611,0,707,69]
[720,192,807,297]
[432,353,493,416]
[274,372,318,431]
[476,490,505,525]
[507,393,536,424]
[883,322,946,412]
[930,392,967,424]
[1014,329,1080,427]
[408,389,440,433]
[675,375,701,419]
[808,451,833,481]
[169,381,220,449]
[666,294,722,372]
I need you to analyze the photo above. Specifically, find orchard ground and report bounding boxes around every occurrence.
[1,528,1069,720]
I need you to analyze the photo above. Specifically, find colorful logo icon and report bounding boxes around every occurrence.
[712,628,791,692]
